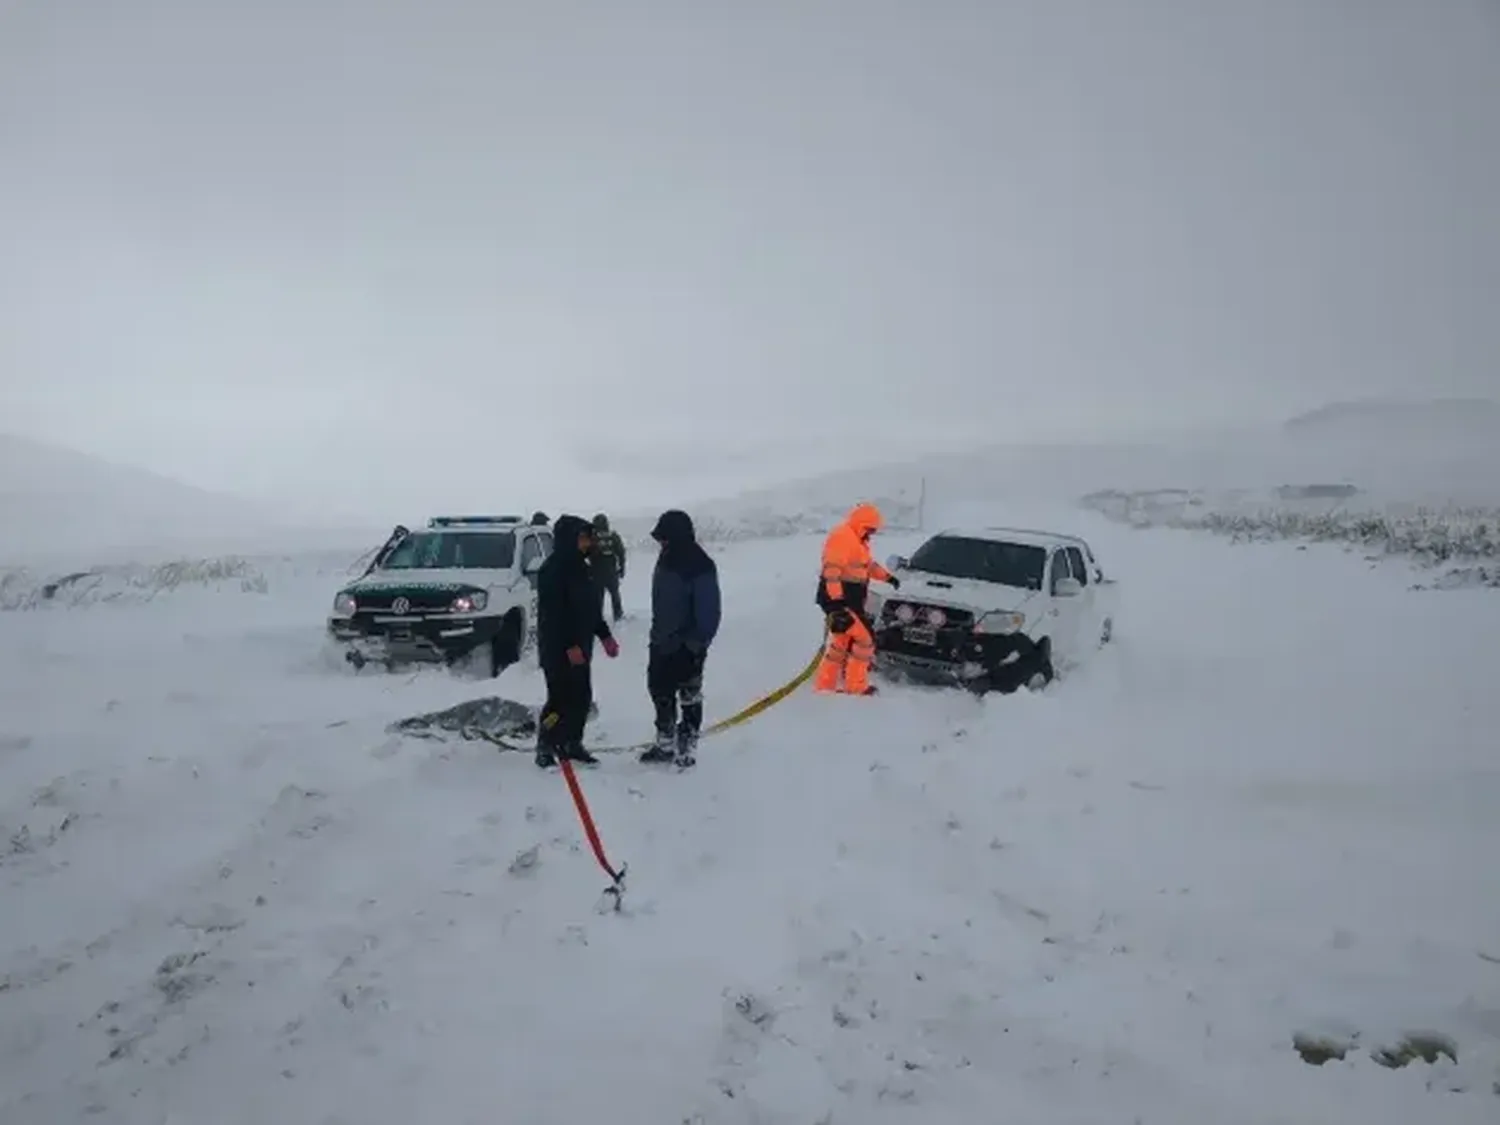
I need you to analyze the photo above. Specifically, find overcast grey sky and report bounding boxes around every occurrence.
[2,0,1497,520]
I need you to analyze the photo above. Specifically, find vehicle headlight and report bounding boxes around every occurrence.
[451,591,487,614]
[332,592,357,617]
[973,610,1024,635]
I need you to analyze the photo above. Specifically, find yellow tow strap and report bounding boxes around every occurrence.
[471,636,827,755]
[701,642,824,736]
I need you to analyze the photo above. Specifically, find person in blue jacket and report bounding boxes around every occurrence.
[640,509,721,767]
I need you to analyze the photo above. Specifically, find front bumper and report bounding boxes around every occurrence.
[327,612,501,664]
[873,623,1042,690]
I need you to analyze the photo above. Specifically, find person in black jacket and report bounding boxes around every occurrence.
[640,510,721,768]
[588,513,627,623]
[534,513,619,768]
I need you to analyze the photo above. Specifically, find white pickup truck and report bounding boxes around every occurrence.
[870,526,1117,693]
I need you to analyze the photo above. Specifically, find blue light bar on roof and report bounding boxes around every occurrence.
[428,515,524,528]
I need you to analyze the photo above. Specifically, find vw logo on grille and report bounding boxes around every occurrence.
[391,596,411,615]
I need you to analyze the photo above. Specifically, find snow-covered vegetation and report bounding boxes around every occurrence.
[0,550,378,612]
[611,487,923,550]
[1080,487,1500,586]
[0,558,268,611]
[0,488,923,612]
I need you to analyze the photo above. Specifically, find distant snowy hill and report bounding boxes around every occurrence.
[1283,397,1500,446]
[1271,398,1500,506]
[0,433,375,566]
[11,395,1498,570]
[661,399,1500,533]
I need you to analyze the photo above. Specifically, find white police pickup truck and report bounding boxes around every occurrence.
[326,516,552,676]
[871,526,1117,693]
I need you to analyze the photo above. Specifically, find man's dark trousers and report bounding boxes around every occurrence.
[539,657,593,751]
[648,645,705,747]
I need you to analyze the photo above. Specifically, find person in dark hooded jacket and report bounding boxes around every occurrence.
[640,509,721,767]
[533,513,619,767]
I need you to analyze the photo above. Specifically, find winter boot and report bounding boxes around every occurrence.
[640,731,677,765]
[674,730,698,769]
[534,748,556,768]
[559,742,598,766]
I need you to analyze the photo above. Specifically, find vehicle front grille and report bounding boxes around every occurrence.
[355,589,461,613]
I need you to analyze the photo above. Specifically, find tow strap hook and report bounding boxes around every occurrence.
[598,863,627,914]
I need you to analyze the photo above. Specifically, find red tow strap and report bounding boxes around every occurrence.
[557,758,627,905]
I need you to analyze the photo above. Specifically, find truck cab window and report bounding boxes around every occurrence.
[519,534,544,573]
[1049,550,1072,595]
[1065,547,1088,585]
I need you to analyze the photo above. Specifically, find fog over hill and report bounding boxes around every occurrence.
[6,395,1499,569]
[662,397,1500,531]
[0,432,379,566]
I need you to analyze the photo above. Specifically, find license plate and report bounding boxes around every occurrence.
[902,626,937,646]
[389,628,413,642]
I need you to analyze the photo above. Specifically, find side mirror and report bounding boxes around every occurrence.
[1054,577,1083,598]
[886,554,909,573]
[523,555,543,576]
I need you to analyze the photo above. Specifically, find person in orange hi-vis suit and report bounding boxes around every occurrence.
[814,502,900,695]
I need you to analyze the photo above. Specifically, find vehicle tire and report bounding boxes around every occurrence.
[1026,639,1055,691]
[490,611,525,676]
[1100,616,1113,645]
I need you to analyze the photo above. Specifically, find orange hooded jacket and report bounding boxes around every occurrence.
[816,503,891,616]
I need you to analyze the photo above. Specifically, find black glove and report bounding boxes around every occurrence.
[887,574,901,590]
[827,607,855,635]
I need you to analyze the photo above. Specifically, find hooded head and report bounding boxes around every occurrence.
[650,509,696,548]
[846,502,884,542]
[552,513,593,557]
[592,513,610,532]
[651,509,711,575]
[530,510,549,526]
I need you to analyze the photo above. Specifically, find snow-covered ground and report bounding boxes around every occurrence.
[3,497,1498,1124]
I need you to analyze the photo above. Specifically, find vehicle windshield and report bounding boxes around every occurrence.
[908,536,1046,591]
[379,531,516,571]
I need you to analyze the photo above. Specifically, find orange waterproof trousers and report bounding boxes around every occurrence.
[814,614,874,693]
